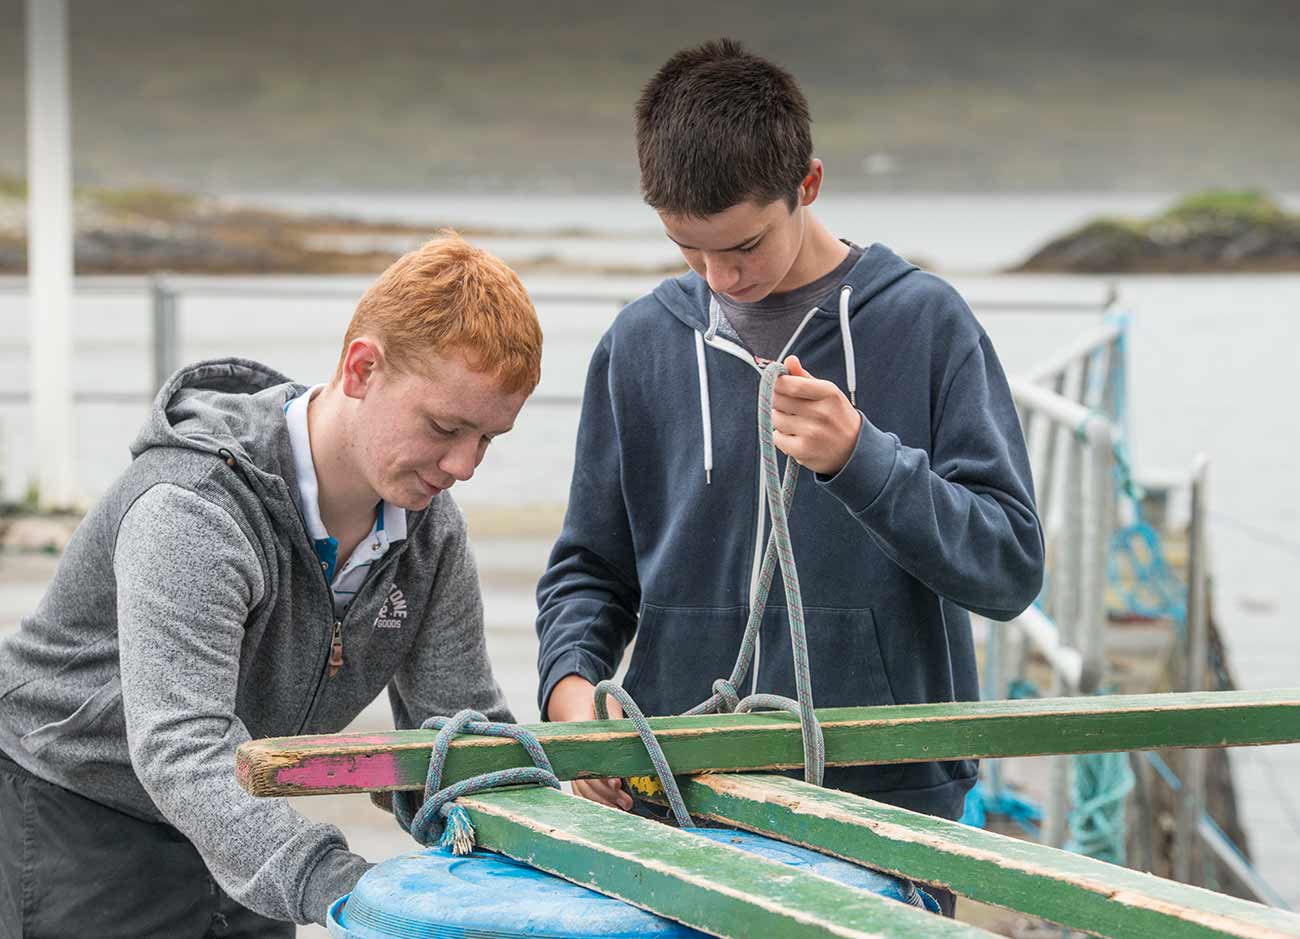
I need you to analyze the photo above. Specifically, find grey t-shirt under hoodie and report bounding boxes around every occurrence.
[714,241,864,362]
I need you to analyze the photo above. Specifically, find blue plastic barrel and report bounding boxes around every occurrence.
[328,827,936,938]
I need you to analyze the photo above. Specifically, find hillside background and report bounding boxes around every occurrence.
[1,0,1298,195]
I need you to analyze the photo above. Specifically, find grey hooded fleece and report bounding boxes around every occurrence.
[0,358,511,925]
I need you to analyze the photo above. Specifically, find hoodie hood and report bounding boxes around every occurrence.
[650,244,920,485]
[130,357,303,484]
[650,242,919,334]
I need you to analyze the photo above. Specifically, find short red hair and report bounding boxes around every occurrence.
[339,231,542,394]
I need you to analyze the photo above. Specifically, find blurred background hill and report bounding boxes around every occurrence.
[1,0,1297,195]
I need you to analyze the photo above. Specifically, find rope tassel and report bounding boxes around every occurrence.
[438,804,477,856]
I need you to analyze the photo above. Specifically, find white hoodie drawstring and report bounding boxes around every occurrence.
[839,285,857,406]
[695,284,854,484]
[694,330,714,485]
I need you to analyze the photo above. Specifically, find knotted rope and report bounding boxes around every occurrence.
[392,709,560,854]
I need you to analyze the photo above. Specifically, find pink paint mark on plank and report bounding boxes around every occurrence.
[276,753,402,790]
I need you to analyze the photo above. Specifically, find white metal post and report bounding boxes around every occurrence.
[26,0,77,508]
[1078,423,1115,694]
[1176,454,1211,885]
[1041,430,1084,849]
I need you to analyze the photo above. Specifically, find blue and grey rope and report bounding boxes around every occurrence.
[587,361,825,825]
[684,362,825,783]
[392,709,560,854]
[594,680,692,828]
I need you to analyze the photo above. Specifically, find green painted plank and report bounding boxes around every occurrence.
[669,773,1300,939]
[235,688,1300,797]
[459,785,995,939]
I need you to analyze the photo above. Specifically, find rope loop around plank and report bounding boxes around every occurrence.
[393,709,560,853]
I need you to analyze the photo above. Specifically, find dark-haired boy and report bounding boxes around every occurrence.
[537,40,1044,915]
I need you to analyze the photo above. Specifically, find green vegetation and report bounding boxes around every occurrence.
[0,177,198,219]
[1165,190,1285,224]
[1015,190,1300,273]
[89,186,200,221]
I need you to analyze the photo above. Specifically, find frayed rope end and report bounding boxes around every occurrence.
[438,804,476,855]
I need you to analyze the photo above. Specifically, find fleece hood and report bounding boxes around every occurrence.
[131,356,300,484]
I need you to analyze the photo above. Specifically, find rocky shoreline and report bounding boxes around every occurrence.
[1012,190,1300,274]
[0,178,680,277]
[5,180,1298,277]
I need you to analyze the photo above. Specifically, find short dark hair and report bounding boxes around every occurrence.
[635,39,812,217]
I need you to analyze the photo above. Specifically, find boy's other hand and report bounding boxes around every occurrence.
[546,674,634,811]
[771,355,863,476]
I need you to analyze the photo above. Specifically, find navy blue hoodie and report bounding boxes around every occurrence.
[536,244,1044,819]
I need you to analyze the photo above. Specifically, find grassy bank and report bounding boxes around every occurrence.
[1013,191,1300,273]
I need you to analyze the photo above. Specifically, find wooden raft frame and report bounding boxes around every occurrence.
[234,688,1300,937]
[237,689,1300,797]
[661,773,1300,938]
[459,785,996,938]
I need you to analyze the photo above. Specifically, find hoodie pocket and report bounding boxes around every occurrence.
[624,604,895,716]
[756,606,895,709]
[623,604,749,716]
[20,677,124,758]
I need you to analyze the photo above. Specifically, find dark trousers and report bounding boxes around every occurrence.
[0,751,293,939]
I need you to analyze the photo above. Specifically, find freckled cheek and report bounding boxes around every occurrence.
[390,440,445,475]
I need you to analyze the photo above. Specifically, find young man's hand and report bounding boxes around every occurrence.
[771,355,863,477]
[545,674,634,811]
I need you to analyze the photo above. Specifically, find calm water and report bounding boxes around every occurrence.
[1,192,1297,905]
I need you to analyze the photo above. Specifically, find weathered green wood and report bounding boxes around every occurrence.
[236,688,1300,797]
[458,785,996,939]
[668,773,1300,939]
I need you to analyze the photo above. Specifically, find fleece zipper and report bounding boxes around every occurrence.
[297,543,408,734]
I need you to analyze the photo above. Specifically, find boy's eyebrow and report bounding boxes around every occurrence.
[665,226,769,252]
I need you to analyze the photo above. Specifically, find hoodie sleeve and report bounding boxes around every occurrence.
[388,506,513,728]
[535,333,642,717]
[816,333,1044,620]
[114,483,369,926]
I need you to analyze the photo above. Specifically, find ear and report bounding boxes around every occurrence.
[800,159,825,206]
[339,337,385,400]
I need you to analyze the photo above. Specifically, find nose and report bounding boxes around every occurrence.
[438,437,479,483]
[702,254,741,294]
